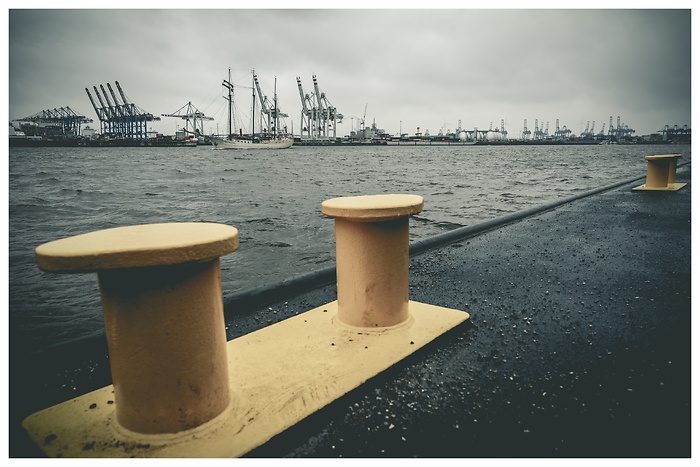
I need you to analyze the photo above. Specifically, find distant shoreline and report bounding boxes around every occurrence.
[9,138,688,148]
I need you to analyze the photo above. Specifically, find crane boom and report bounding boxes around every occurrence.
[253,70,271,114]
[85,88,103,121]
[92,86,110,118]
[107,83,125,117]
[312,75,325,137]
[115,81,134,116]
[99,85,118,120]
[296,77,307,113]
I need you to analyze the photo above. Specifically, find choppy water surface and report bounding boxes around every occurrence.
[8,143,690,351]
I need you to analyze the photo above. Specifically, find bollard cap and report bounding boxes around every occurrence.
[321,194,424,222]
[35,222,239,273]
[645,154,681,160]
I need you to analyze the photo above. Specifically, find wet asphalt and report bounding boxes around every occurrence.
[10,165,691,458]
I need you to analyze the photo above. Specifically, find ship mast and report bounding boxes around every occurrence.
[222,68,235,139]
[274,77,278,137]
[251,71,256,140]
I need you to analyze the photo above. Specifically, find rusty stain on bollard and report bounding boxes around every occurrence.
[321,194,423,328]
[633,154,687,191]
[23,200,468,458]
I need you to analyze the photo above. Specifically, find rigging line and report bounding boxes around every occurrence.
[200,77,225,113]
[228,68,255,89]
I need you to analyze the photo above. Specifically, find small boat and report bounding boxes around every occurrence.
[211,69,293,150]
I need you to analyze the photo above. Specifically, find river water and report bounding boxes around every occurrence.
[8,143,690,352]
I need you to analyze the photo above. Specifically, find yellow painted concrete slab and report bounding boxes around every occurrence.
[632,182,687,191]
[22,300,469,458]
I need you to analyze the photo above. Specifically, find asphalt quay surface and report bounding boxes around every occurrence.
[245,165,691,457]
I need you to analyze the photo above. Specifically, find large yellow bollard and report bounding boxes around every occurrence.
[321,194,424,327]
[33,222,238,434]
[633,154,686,191]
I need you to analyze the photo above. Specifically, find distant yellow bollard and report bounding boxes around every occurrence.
[32,223,238,434]
[633,154,686,191]
[321,194,423,327]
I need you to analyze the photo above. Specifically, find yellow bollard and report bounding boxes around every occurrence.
[32,223,238,434]
[633,154,686,191]
[321,194,423,327]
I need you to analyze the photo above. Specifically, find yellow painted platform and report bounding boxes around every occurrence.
[632,182,687,191]
[23,300,469,458]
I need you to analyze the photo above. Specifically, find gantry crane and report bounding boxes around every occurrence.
[553,119,571,140]
[606,115,635,140]
[296,75,343,142]
[15,107,92,137]
[162,102,214,137]
[522,119,531,140]
[85,81,159,139]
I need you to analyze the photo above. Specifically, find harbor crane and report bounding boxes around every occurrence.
[253,70,288,137]
[361,103,367,131]
[533,119,547,140]
[296,75,343,142]
[607,115,635,140]
[296,76,313,139]
[580,120,596,139]
[15,106,93,137]
[659,124,690,142]
[162,101,214,137]
[553,119,571,140]
[522,119,531,140]
[85,81,159,139]
[500,119,508,138]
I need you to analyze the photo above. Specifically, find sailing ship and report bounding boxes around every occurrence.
[211,69,293,149]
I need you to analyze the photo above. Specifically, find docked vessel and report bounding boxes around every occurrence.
[211,136,293,149]
[211,69,293,150]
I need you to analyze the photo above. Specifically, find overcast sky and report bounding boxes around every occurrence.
[7,4,693,138]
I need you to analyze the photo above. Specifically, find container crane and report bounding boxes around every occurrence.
[360,103,367,136]
[296,76,314,140]
[553,119,571,141]
[85,81,159,139]
[85,88,107,123]
[15,106,92,137]
[296,75,342,142]
[162,101,214,137]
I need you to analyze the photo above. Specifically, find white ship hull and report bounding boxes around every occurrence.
[211,136,293,149]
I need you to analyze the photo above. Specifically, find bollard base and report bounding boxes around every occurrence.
[22,300,469,458]
[632,182,687,191]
